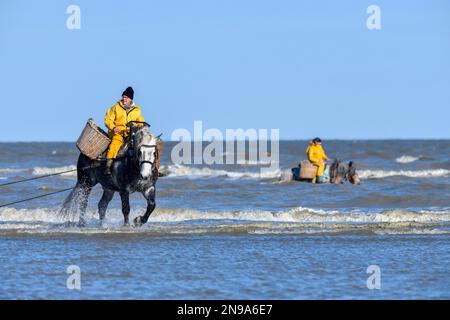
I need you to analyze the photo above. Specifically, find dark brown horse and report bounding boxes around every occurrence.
[329,159,361,185]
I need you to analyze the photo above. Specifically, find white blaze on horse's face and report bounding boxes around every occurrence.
[139,145,156,179]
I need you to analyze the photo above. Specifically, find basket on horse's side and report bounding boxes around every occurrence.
[299,160,318,179]
[76,118,111,160]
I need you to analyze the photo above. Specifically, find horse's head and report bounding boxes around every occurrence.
[134,126,158,180]
[347,161,360,185]
[331,159,360,185]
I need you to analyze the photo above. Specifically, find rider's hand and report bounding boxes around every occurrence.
[113,127,120,133]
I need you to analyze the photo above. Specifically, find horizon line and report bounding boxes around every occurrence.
[1,138,449,143]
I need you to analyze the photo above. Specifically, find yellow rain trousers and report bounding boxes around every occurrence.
[306,143,329,177]
[105,101,145,159]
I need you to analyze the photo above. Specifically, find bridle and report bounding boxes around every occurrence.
[137,144,158,168]
[138,144,158,167]
[126,121,157,171]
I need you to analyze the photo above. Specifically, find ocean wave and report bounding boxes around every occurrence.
[0,206,448,235]
[0,207,66,223]
[149,207,450,224]
[358,169,449,179]
[10,164,286,180]
[31,165,77,176]
[240,159,273,166]
[159,165,450,181]
[0,168,27,173]
[0,166,78,177]
[161,164,290,180]
[4,164,448,182]
[396,155,419,164]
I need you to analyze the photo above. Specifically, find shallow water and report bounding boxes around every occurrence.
[0,140,449,299]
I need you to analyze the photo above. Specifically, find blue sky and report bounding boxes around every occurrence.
[1,0,449,141]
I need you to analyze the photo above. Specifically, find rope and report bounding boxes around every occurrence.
[0,164,101,188]
[0,164,99,208]
[0,168,78,187]
[0,187,74,208]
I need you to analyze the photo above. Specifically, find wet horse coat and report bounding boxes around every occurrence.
[329,159,360,185]
[60,126,160,226]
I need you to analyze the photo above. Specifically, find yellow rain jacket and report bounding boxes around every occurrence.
[306,142,329,177]
[105,101,145,159]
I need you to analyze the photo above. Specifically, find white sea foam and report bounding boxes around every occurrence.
[240,159,273,166]
[0,206,448,231]
[249,228,450,235]
[164,165,449,181]
[161,164,287,180]
[4,164,285,180]
[396,155,419,164]
[0,168,27,173]
[0,165,77,178]
[31,165,77,176]
[358,169,449,179]
[0,207,66,223]
[4,164,447,182]
[173,207,447,225]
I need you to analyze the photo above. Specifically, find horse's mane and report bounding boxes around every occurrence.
[134,126,156,150]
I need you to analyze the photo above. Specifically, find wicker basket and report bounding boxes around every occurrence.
[299,160,318,179]
[76,118,111,159]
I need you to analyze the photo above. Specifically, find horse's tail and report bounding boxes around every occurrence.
[58,182,83,220]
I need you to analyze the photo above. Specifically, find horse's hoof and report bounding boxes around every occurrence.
[123,221,130,227]
[78,219,86,228]
[134,216,143,227]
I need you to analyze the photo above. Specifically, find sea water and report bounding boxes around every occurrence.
[0,140,449,299]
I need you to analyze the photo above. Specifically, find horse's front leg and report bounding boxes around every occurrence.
[134,185,155,227]
[119,191,131,226]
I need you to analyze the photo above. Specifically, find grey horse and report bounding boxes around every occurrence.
[60,124,160,227]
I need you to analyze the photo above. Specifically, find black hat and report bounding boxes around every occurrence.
[312,137,322,143]
[122,86,134,100]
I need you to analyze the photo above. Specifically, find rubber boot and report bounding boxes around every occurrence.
[105,159,113,175]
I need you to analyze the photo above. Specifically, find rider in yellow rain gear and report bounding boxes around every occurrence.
[104,86,145,175]
[306,137,329,178]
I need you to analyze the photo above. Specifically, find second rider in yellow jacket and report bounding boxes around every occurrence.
[306,137,329,177]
